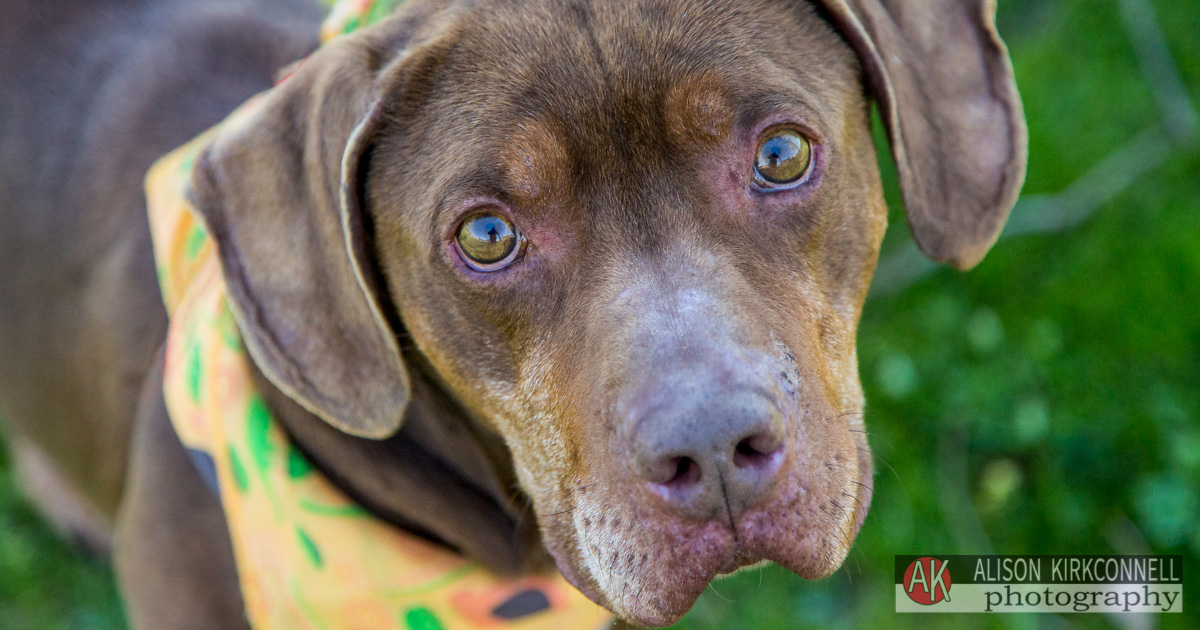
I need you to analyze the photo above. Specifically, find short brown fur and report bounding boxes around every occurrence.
[0,0,1024,627]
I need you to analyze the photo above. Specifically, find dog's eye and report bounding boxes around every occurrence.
[754,128,813,187]
[455,212,523,271]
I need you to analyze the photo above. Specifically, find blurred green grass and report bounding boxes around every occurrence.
[0,446,124,629]
[1,0,1197,628]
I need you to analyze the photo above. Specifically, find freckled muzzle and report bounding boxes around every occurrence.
[545,280,871,626]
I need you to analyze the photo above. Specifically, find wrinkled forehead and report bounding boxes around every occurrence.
[448,0,854,133]
[375,0,860,227]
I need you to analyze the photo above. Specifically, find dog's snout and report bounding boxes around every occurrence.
[632,391,785,521]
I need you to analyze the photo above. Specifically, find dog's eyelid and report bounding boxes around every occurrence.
[734,88,829,137]
[430,185,511,235]
[744,110,825,144]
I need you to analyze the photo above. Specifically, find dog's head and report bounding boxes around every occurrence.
[190,0,1024,624]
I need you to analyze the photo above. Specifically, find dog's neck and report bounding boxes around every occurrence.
[248,354,550,576]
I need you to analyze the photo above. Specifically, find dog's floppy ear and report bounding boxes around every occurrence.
[815,0,1028,269]
[189,22,432,438]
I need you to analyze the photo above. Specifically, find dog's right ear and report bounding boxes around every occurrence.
[188,13,444,439]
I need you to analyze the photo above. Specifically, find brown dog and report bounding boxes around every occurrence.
[0,0,1025,627]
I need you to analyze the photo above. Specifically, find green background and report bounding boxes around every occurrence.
[1,0,1197,628]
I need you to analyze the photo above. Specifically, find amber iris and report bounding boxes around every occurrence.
[754,129,813,186]
[456,213,520,270]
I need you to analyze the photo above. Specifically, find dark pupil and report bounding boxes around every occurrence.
[474,217,507,243]
[483,222,500,242]
[764,136,798,167]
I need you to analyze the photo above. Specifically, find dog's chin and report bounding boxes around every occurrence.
[548,524,856,627]
[539,472,869,627]
[543,518,740,627]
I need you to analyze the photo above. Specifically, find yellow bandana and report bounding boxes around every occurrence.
[142,3,613,629]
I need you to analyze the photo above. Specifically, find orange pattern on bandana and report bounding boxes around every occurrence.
[142,4,614,628]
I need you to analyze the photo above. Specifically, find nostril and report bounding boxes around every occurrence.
[663,456,701,488]
[733,433,783,469]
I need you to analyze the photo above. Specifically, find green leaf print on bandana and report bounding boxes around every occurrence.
[186,335,203,403]
[287,443,315,479]
[297,527,323,568]
[228,445,250,493]
[216,307,243,350]
[365,0,400,26]
[402,607,445,630]
[246,395,275,474]
[183,224,207,263]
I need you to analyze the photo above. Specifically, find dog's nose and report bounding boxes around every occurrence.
[632,391,785,520]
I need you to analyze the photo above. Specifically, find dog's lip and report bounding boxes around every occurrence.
[541,509,787,625]
[541,509,853,627]
[714,545,767,575]
[540,509,741,622]
[718,557,772,575]
[608,536,781,626]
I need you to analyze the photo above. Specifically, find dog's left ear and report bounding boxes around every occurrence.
[188,15,445,438]
[815,0,1028,269]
